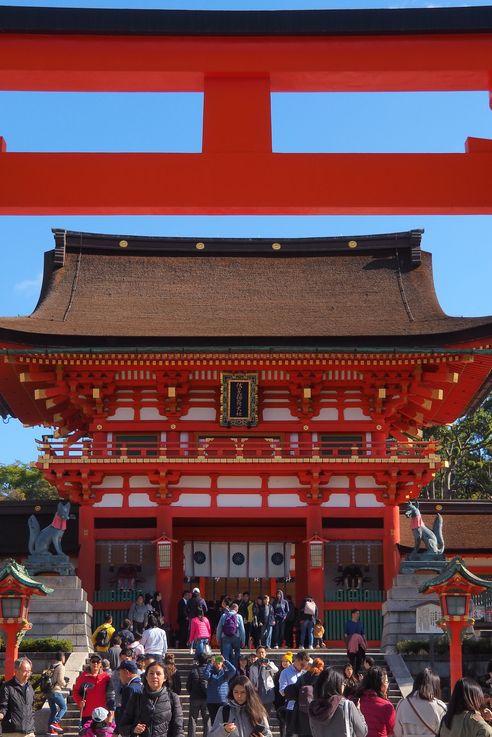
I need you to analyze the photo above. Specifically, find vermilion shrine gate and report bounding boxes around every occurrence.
[0,230,490,642]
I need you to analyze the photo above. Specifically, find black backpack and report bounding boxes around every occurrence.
[95,627,110,648]
[39,666,55,694]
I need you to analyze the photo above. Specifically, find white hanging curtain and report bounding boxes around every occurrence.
[184,541,291,578]
[229,543,249,577]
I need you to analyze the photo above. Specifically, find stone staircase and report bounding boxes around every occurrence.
[50,648,402,737]
[28,576,93,651]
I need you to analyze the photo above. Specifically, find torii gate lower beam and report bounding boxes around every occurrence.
[1,6,492,214]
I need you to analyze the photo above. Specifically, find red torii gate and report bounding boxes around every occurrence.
[0,5,492,214]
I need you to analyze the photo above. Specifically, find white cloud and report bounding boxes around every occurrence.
[14,272,42,296]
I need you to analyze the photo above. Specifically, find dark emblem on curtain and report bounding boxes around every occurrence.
[220,373,258,427]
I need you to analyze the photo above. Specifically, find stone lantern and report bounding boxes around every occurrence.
[0,558,53,679]
[420,556,492,689]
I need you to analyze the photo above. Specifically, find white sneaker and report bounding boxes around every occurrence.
[189,647,193,654]
[274,645,279,649]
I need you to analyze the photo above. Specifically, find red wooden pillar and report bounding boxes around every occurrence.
[156,507,174,625]
[78,505,96,602]
[306,507,325,612]
[383,505,400,590]
[171,540,185,634]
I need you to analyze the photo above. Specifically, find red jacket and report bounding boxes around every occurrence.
[189,616,211,643]
[72,671,114,719]
[359,690,396,737]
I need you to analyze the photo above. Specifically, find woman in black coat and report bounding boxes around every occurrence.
[119,661,184,737]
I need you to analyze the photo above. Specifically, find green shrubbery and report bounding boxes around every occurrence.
[397,635,492,655]
[0,638,73,653]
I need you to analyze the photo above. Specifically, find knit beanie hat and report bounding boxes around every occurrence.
[284,651,293,663]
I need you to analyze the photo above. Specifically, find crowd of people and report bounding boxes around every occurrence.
[1,591,492,737]
[1,652,492,737]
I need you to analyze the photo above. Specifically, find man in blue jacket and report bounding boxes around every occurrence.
[203,655,236,724]
[216,602,245,669]
[115,660,143,731]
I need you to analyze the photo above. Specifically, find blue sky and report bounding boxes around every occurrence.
[0,0,491,464]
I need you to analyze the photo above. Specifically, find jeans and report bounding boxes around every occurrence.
[48,691,67,726]
[220,634,241,667]
[261,625,272,648]
[194,638,209,658]
[271,620,285,647]
[299,619,314,648]
[188,699,210,737]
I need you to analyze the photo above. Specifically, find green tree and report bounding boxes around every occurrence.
[0,462,59,501]
[422,394,492,500]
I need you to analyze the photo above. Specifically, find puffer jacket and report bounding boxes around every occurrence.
[119,686,184,737]
[309,695,367,737]
[204,661,236,705]
[209,700,272,737]
[0,678,35,734]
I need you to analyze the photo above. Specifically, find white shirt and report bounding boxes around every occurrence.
[139,626,168,655]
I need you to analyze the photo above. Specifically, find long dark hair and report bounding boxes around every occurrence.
[314,667,344,699]
[410,668,441,701]
[360,666,389,699]
[228,676,267,726]
[443,677,485,729]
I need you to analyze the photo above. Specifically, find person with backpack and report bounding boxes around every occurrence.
[92,613,116,653]
[298,597,318,650]
[216,603,245,669]
[284,657,324,737]
[46,652,68,736]
[248,646,278,717]
[186,653,212,737]
[118,619,135,648]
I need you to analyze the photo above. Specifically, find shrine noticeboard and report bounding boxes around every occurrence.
[220,373,258,427]
[416,603,443,634]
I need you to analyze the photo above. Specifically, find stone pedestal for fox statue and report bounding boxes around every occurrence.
[25,501,75,576]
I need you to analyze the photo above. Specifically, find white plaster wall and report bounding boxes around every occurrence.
[262,408,297,421]
[217,476,262,489]
[268,494,306,507]
[92,476,124,489]
[268,476,302,489]
[321,493,351,507]
[93,493,124,507]
[172,494,212,507]
[129,476,157,488]
[140,407,167,420]
[172,476,212,489]
[355,493,384,507]
[180,407,216,420]
[128,493,158,507]
[344,407,371,420]
[312,408,339,420]
[217,494,262,507]
[106,407,135,420]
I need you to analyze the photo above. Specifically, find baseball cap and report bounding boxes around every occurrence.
[118,660,139,674]
[192,587,200,594]
[89,654,102,663]
[92,707,109,724]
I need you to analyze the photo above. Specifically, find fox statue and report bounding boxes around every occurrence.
[28,501,71,556]
[404,500,444,558]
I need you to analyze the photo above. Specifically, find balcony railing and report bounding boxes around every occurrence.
[37,438,440,465]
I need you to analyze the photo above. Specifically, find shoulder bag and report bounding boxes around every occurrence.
[405,695,439,736]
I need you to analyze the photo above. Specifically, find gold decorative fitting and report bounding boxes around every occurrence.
[303,425,309,431]
[272,242,282,250]
[96,424,103,430]
[195,242,205,250]
[348,240,358,249]
[119,240,128,248]
[170,424,176,430]
[435,504,443,511]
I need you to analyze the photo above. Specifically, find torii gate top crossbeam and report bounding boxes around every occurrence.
[0,5,492,214]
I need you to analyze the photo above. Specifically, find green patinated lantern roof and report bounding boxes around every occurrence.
[0,558,53,595]
[419,557,492,594]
